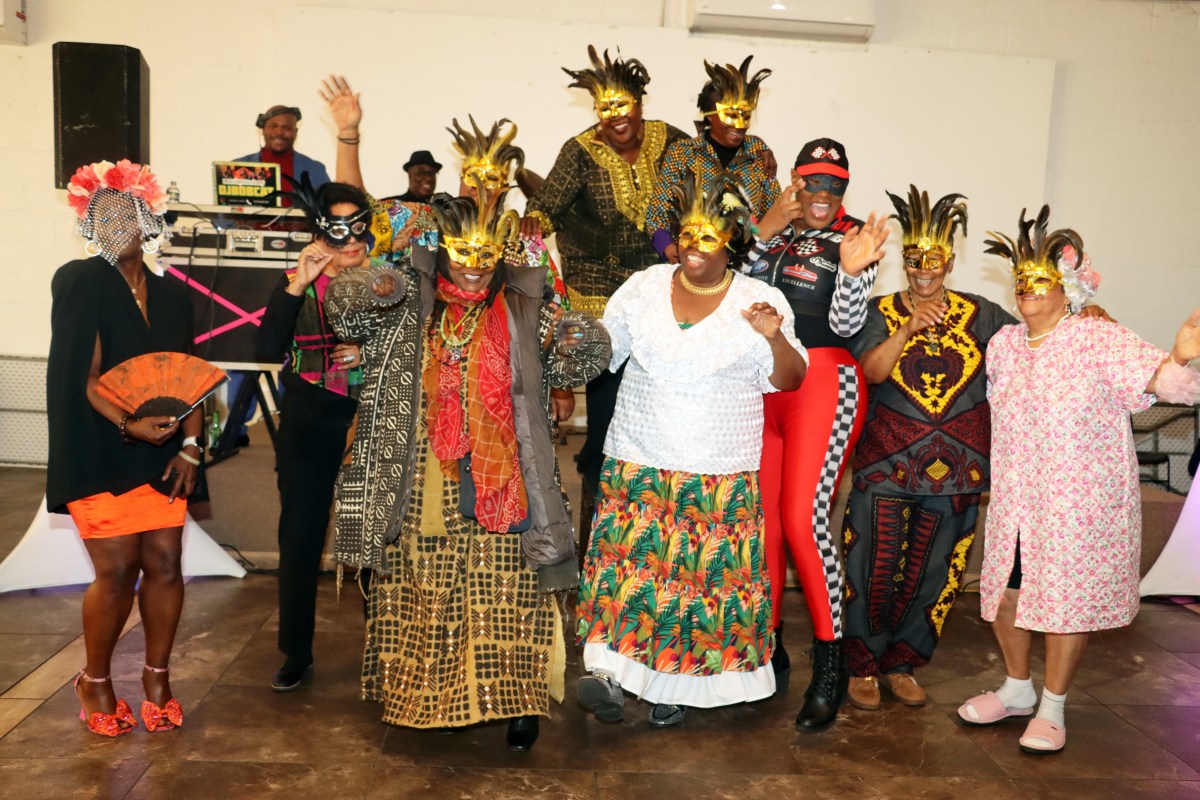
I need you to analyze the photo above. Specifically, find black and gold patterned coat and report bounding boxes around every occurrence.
[325,248,610,592]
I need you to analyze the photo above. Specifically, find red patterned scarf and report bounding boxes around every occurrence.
[424,275,527,531]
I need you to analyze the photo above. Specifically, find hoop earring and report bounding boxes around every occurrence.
[84,239,102,257]
[142,238,160,254]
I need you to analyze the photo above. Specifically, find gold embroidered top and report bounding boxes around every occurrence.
[526,119,689,314]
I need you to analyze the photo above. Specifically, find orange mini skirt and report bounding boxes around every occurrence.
[67,484,187,540]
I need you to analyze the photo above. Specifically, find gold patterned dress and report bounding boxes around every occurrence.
[362,390,564,727]
[356,268,610,727]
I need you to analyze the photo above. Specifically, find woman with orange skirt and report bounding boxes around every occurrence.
[46,160,198,737]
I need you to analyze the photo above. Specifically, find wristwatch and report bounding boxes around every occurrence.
[181,436,205,456]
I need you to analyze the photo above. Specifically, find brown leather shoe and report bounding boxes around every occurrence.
[883,673,926,706]
[847,676,881,710]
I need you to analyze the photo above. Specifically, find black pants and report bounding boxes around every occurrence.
[577,364,625,493]
[274,373,357,667]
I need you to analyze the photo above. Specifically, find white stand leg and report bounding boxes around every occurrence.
[0,497,246,594]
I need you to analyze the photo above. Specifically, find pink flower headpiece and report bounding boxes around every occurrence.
[66,159,169,219]
[1057,244,1101,312]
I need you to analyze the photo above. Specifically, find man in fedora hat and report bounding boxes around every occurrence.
[388,150,441,203]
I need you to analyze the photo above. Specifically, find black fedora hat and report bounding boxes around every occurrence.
[403,150,443,172]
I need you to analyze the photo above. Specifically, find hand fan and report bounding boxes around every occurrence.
[95,353,228,419]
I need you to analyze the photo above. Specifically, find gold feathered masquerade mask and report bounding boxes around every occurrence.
[886,185,968,271]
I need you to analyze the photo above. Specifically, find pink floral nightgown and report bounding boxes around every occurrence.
[982,315,1166,633]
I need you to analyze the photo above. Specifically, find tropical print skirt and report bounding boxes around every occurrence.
[576,457,775,706]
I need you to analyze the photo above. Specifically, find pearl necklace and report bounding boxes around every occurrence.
[1024,312,1069,349]
[679,268,732,296]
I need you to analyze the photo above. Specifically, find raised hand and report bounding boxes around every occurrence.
[519,215,543,240]
[1172,309,1200,363]
[742,301,785,340]
[757,173,805,240]
[319,74,362,134]
[905,297,949,337]
[288,243,334,295]
[840,211,891,275]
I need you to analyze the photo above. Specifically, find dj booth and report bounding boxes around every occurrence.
[161,202,311,455]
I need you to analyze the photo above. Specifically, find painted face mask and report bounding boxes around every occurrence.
[714,100,754,130]
[678,220,733,253]
[903,242,952,272]
[800,173,848,197]
[442,233,503,272]
[595,89,636,121]
[1012,260,1062,296]
[316,208,370,248]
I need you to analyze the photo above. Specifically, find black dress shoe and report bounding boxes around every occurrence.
[506,715,539,751]
[236,433,251,448]
[271,661,311,692]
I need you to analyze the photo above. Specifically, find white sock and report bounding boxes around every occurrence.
[1035,688,1067,727]
[995,675,1037,710]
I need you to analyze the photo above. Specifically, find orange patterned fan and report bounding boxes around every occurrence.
[96,353,227,419]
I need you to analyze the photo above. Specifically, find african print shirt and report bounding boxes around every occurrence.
[850,290,1016,496]
[526,120,689,316]
[644,133,780,244]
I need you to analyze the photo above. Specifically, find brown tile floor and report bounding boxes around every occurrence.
[2,462,1200,799]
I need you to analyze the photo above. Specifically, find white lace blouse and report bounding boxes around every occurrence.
[602,263,808,475]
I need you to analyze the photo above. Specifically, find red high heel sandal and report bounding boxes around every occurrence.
[140,664,183,732]
[74,670,137,738]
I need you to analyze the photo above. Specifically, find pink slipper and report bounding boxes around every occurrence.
[1019,717,1066,753]
[957,691,1035,726]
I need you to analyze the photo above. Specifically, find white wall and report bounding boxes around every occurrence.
[873,0,1200,351]
[0,0,1196,358]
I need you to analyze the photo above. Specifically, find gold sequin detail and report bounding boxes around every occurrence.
[575,120,669,230]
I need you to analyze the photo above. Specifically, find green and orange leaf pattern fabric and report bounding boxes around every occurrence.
[577,457,773,677]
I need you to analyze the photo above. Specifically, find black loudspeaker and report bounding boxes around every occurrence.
[52,42,150,189]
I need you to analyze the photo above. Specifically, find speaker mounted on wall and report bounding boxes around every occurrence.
[53,42,150,189]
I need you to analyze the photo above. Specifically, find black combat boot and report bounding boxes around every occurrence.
[771,623,790,694]
[795,638,847,730]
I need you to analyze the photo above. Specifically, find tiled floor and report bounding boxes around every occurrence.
[2,462,1199,800]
